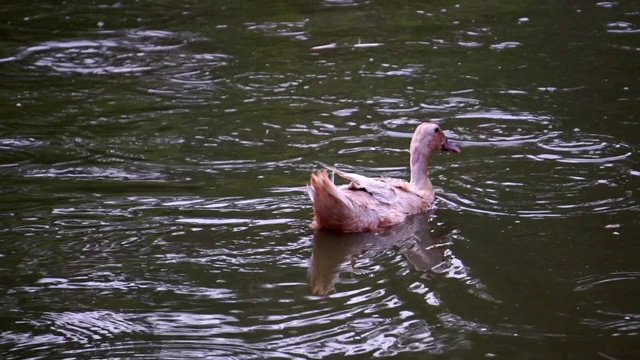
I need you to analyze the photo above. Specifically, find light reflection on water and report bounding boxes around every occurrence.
[1,0,639,359]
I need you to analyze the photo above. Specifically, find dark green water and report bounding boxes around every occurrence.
[1,1,639,359]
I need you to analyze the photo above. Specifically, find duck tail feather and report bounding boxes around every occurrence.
[310,170,352,209]
[310,170,354,228]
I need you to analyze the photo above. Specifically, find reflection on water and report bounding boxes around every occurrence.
[1,0,639,359]
[309,212,450,295]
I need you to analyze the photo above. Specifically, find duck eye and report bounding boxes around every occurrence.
[434,128,440,133]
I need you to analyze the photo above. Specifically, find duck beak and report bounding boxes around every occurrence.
[441,138,461,153]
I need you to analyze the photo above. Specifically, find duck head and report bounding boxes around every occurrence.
[409,122,460,187]
[410,122,461,160]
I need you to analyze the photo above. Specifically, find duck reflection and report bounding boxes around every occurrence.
[309,211,454,295]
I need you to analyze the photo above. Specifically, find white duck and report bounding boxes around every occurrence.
[308,122,460,232]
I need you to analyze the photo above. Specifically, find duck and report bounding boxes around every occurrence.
[308,122,460,232]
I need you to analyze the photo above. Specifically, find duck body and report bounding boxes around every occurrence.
[309,169,434,232]
[308,122,460,233]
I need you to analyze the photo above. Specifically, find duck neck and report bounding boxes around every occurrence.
[409,147,433,190]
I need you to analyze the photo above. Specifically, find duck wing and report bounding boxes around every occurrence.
[331,168,414,206]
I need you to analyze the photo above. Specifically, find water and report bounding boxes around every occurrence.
[1,1,639,359]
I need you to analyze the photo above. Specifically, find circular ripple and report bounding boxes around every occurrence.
[452,110,557,146]
[440,130,638,217]
[5,30,229,79]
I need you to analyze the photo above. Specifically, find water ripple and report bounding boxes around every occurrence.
[246,20,309,40]
[574,272,640,336]
[535,132,633,163]
[0,137,48,168]
[25,165,167,181]
[441,128,638,217]
[575,272,640,292]
[231,72,303,95]
[2,29,232,105]
[1,1,638,359]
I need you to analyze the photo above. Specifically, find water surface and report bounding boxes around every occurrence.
[1,1,639,359]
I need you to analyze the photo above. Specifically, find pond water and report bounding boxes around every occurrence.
[1,1,639,359]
